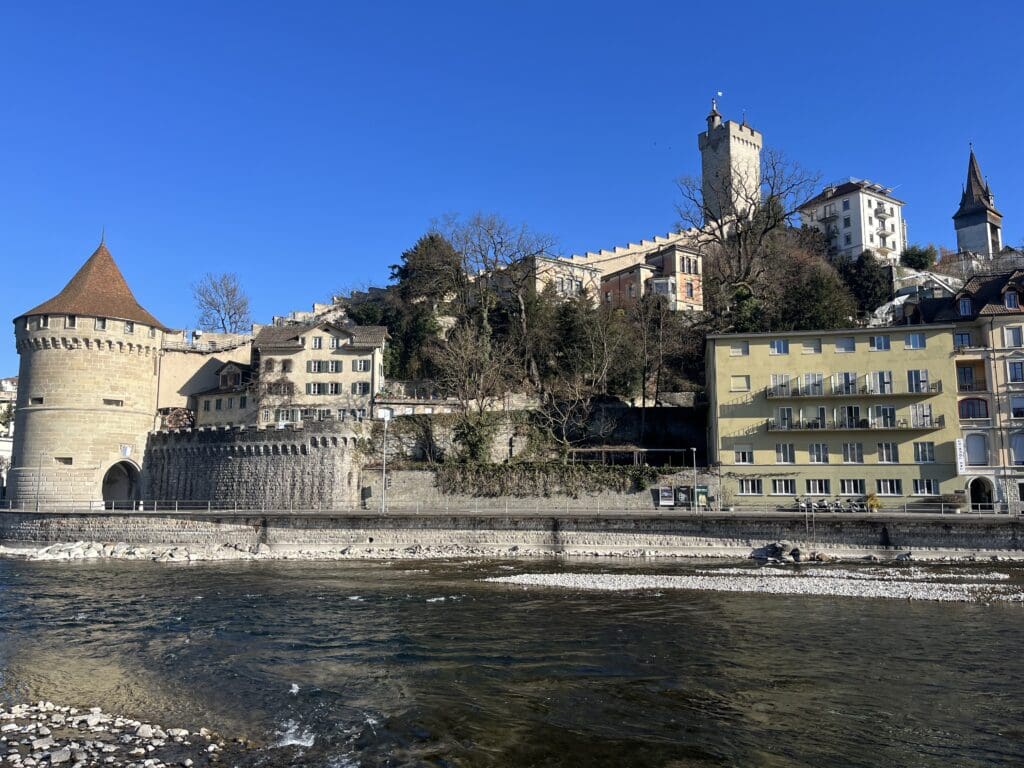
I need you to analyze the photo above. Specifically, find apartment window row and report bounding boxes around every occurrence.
[202,395,248,412]
[267,407,367,423]
[765,441,934,465]
[766,333,925,355]
[768,369,932,396]
[306,359,371,373]
[773,403,936,429]
[305,382,371,395]
[740,478,915,497]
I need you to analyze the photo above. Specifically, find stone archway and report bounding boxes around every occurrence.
[102,461,140,508]
[968,476,994,512]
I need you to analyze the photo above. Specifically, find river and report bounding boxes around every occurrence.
[1,557,1022,767]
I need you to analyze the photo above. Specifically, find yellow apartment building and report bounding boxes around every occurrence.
[706,326,961,508]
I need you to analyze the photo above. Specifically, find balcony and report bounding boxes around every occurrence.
[957,381,990,393]
[818,208,838,223]
[764,381,942,399]
[875,206,891,220]
[766,415,945,432]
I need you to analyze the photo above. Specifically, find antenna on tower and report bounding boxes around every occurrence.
[100,226,105,245]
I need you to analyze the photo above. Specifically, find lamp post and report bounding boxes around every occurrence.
[380,409,391,514]
[690,447,697,514]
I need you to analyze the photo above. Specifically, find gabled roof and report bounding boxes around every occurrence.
[798,179,904,211]
[16,243,167,329]
[954,149,1001,220]
[253,321,388,350]
[912,270,1024,323]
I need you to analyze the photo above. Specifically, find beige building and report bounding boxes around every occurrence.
[252,320,388,426]
[902,270,1024,510]
[707,326,961,509]
[192,361,257,427]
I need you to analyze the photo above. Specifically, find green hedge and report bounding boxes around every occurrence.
[436,461,660,498]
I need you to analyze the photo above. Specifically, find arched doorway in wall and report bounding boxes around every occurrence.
[968,476,994,512]
[102,461,140,509]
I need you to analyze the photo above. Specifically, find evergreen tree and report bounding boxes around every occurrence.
[838,250,891,313]
[900,244,938,271]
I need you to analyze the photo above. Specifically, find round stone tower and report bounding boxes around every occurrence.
[8,242,166,508]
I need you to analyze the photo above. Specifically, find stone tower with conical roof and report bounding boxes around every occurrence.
[953,148,1002,256]
[8,242,166,507]
[697,98,763,223]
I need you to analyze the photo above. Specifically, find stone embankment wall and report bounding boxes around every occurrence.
[144,423,361,509]
[2,511,1022,559]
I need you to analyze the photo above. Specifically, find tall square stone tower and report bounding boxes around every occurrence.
[697,100,763,223]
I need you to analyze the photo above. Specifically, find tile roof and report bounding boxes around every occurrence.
[16,243,167,330]
[253,321,388,350]
[798,179,905,211]
[910,270,1024,323]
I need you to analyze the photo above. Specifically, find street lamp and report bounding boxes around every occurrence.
[380,409,391,514]
[690,447,697,514]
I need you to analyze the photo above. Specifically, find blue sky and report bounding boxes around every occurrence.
[2,1,1023,375]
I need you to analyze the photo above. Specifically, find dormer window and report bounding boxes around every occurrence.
[1006,290,1020,309]
[959,297,973,316]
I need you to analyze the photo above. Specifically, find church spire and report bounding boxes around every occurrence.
[956,146,1000,218]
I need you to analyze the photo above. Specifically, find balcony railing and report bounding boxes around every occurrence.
[765,381,941,398]
[766,415,945,432]
[875,206,891,220]
[957,381,989,393]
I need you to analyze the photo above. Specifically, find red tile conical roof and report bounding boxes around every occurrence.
[16,243,167,330]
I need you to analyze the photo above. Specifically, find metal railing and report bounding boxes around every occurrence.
[765,381,941,398]
[766,416,945,432]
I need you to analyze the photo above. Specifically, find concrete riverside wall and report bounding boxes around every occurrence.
[144,423,361,509]
[361,469,721,512]
[2,511,1022,558]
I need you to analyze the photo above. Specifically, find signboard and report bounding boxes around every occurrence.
[675,486,710,508]
[954,438,966,475]
[658,487,675,507]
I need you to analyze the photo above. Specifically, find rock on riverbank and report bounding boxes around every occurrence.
[0,702,250,767]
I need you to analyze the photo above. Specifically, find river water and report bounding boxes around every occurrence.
[1,557,1022,767]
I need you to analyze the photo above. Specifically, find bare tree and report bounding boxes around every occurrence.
[676,148,819,313]
[192,272,252,333]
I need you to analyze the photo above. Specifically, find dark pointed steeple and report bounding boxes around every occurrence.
[706,98,722,131]
[955,147,1001,219]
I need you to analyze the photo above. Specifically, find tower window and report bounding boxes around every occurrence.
[39,315,50,329]
[30,396,43,405]
[66,315,77,329]
[95,318,107,331]
[102,398,124,407]
[124,321,134,334]
[54,457,73,466]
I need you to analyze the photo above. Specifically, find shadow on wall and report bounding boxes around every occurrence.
[589,405,708,459]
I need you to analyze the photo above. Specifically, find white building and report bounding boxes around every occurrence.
[798,179,907,264]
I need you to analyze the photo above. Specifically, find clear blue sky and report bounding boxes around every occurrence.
[3,1,1023,376]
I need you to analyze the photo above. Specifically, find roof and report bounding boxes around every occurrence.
[953,149,1001,220]
[798,179,905,211]
[909,270,1024,323]
[16,243,167,330]
[253,321,389,350]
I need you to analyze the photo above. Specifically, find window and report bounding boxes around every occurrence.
[328,360,341,374]
[1009,361,1024,383]
[775,407,794,429]
[914,442,935,463]
[124,321,134,334]
[227,397,234,410]
[842,199,850,211]
[29,396,43,405]
[261,408,270,422]
[771,479,796,495]
[869,234,875,243]
[907,370,929,393]
[729,341,749,356]
[1012,433,1024,466]
[959,298,973,316]
[1007,290,1020,309]
[873,406,896,427]
[843,216,851,228]
[53,457,73,466]
[312,336,323,350]
[835,336,855,353]
[876,479,903,496]
[628,284,636,298]
[802,373,824,396]
[770,373,791,396]
[954,331,972,348]
[328,382,342,395]
[730,375,751,392]
[738,479,763,495]
[102,398,124,407]
[354,359,371,372]
[869,335,890,351]
[685,282,694,298]
[264,359,275,373]
[769,339,789,355]
[808,443,829,464]
[844,234,852,245]
[215,398,223,411]
[966,434,988,466]
[1006,327,1024,347]
[775,443,795,463]
[203,400,211,412]
[356,408,367,419]
[65,315,77,329]
[840,479,866,495]
[734,445,754,464]
[352,382,371,395]
[913,479,939,496]
[877,442,899,463]
[240,395,247,409]
[870,371,894,394]
[95,318,107,331]
[904,333,926,349]
[843,442,864,463]
[959,398,988,419]
[802,339,821,354]
[806,479,831,495]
